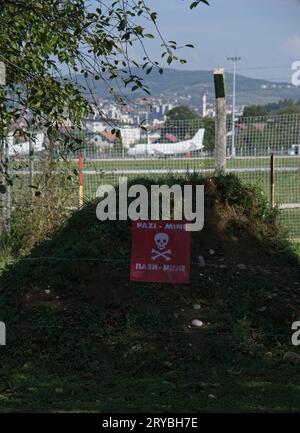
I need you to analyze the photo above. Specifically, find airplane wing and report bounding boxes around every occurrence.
[152,147,168,155]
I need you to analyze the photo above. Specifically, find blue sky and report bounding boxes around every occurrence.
[136,0,300,81]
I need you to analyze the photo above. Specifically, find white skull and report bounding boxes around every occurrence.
[154,233,169,251]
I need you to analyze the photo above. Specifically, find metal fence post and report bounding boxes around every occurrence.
[29,136,34,188]
[271,153,275,207]
[214,69,227,176]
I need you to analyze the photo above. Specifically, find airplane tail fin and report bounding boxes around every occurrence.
[191,129,205,149]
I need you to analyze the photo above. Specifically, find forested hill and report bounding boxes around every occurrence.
[74,68,299,106]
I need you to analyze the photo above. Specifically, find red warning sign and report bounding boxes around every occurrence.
[130,221,191,284]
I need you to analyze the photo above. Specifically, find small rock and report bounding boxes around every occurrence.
[55,388,64,394]
[45,289,51,295]
[208,394,217,400]
[283,352,300,364]
[192,319,204,328]
[238,264,247,270]
[193,304,201,310]
[198,298,210,306]
[198,256,206,267]
[209,249,215,256]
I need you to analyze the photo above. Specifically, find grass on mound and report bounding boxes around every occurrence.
[0,174,300,412]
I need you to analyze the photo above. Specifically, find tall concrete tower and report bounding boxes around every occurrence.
[202,93,207,118]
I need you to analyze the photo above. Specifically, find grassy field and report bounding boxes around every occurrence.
[8,155,300,238]
[80,157,300,238]
[1,345,300,412]
[13,155,300,172]
[76,156,300,205]
[63,155,300,171]
[80,170,300,202]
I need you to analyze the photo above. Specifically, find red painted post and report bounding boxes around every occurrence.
[79,154,84,208]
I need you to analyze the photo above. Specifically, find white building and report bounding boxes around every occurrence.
[120,127,141,148]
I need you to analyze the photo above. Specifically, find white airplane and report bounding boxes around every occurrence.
[127,128,205,157]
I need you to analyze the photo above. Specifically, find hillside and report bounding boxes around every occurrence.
[1,175,300,412]
[75,68,300,106]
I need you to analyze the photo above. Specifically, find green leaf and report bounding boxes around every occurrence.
[190,0,209,9]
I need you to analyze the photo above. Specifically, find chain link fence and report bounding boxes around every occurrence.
[2,113,300,239]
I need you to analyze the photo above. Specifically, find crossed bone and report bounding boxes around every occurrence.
[151,249,172,261]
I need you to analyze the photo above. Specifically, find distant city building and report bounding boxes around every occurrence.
[120,128,141,148]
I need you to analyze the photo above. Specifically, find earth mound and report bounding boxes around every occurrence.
[0,174,299,351]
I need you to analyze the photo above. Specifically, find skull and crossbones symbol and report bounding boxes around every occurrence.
[151,233,172,261]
